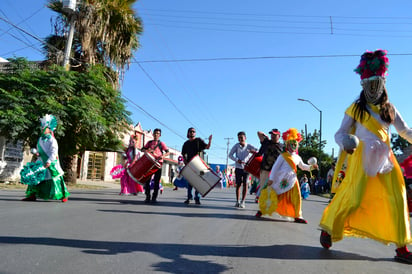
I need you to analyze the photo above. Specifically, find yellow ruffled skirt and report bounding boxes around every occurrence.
[320,142,411,247]
[259,181,302,218]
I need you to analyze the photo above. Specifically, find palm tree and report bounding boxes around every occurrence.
[45,0,143,79]
[41,0,142,183]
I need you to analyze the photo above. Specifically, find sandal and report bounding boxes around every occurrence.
[320,230,332,249]
[294,218,308,224]
[395,250,412,264]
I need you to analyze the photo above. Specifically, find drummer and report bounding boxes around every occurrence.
[141,128,170,203]
[229,131,257,208]
[182,127,212,205]
[255,129,283,202]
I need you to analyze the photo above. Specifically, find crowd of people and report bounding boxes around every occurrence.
[18,50,412,264]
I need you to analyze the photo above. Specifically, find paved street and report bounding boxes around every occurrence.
[0,186,411,274]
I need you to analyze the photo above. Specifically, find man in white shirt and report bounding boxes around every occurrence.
[229,131,257,208]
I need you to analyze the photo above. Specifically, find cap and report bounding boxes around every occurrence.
[269,129,281,135]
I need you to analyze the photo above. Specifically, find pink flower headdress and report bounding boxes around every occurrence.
[354,49,389,80]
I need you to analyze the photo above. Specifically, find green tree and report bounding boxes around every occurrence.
[391,133,410,155]
[0,58,131,183]
[298,129,333,178]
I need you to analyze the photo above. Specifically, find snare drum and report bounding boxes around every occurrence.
[127,152,161,185]
[181,155,221,197]
[244,152,262,179]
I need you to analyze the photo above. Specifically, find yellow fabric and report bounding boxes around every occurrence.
[345,103,389,145]
[281,152,297,173]
[331,150,348,194]
[259,182,302,218]
[332,103,388,194]
[320,141,412,247]
[259,187,278,215]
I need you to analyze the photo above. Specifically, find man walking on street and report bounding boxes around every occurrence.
[182,127,212,205]
[229,131,257,208]
[142,128,169,203]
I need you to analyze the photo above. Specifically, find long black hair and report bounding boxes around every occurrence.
[353,86,394,123]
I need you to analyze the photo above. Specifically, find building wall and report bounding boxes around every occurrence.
[0,137,26,182]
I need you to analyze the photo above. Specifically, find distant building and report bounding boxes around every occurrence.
[77,122,180,183]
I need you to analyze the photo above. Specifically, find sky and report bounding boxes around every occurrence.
[2,0,412,165]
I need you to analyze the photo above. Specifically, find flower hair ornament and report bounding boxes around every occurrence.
[40,114,58,131]
[282,128,302,153]
[282,128,303,143]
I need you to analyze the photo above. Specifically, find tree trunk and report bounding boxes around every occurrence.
[62,154,78,184]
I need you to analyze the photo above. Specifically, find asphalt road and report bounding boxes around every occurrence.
[0,186,411,274]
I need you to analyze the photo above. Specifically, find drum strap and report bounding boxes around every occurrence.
[154,140,164,154]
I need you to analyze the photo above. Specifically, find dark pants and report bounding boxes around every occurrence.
[235,168,248,186]
[145,168,161,200]
[187,184,200,201]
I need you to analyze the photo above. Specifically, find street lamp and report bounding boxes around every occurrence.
[298,98,322,175]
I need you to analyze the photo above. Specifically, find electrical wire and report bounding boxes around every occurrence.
[133,53,412,64]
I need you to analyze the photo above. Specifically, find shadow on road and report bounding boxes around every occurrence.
[97,208,289,222]
[0,236,382,273]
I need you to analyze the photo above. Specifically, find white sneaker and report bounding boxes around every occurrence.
[240,201,245,208]
[235,201,240,207]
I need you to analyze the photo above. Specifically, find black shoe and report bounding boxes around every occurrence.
[151,199,157,203]
[320,230,332,249]
[184,199,190,204]
[195,199,201,205]
[144,198,150,203]
[395,250,412,264]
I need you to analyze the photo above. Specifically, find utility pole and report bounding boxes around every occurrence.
[224,137,234,177]
[62,0,77,70]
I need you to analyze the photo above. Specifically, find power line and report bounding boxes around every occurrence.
[133,53,412,64]
[137,10,224,130]
[136,62,196,127]
[140,8,412,20]
[134,61,227,151]
[123,94,186,140]
[0,14,85,66]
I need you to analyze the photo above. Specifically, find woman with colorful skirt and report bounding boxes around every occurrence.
[257,128,317,223]
[119,134,144,195]
[319,50,412,264]
[22,114,70,202]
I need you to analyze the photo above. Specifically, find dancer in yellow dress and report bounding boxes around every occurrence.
[319,49,412,264]
[257,128,317,223]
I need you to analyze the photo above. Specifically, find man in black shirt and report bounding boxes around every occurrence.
[256,129,283,200]
[181,127,212,205]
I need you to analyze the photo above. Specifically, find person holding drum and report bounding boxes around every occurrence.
[141,128,170,203]
[21,114,70,202]
[119,134,144,196]
[182,127,212,205]
[229,131,257,208]
[255,129,283,202]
